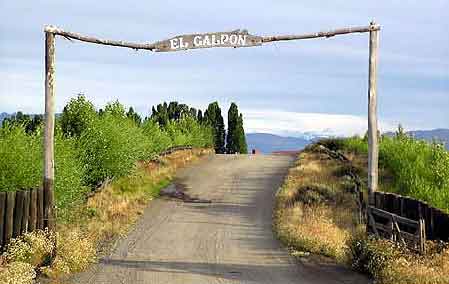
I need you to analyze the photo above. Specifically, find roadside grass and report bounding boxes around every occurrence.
[274,150,362,261]
[0,148,212,283]
[274,144,449,284]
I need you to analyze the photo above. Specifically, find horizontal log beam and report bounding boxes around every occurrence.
[262,25,380,43]
[44,26,157,51]
[44,24,380,52]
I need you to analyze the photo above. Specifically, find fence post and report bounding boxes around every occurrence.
[0,192,6,249]
[4,192,16,245]
[367,21,380,206]
[44,29,56,231]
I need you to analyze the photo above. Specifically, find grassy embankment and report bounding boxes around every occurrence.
[0,98,214,284]
[274,134,449,284]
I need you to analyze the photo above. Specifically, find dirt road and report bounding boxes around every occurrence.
[70,154,369,284]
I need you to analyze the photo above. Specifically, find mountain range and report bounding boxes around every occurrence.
[247,129,449,153]
[246,133,311,154]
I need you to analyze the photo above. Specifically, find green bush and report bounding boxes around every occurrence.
[1,98,214,214]
[0,125,87,212]
[341,134,449,211]
[141,119,172,154]
[0,126,41,192]
[54,132,88,210]
[77,114,151,186]
[60,95,96,137]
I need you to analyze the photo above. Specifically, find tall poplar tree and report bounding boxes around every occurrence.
[226,103,239,153]
[226,103,247,154]
[204,102,226,154]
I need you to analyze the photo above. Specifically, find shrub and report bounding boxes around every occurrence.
[41,230,96,277]
[346,233,401,279]
[0,126,42,192]
[60,94,96,137]
[342,134,449,211]
[0,261,36,284]
[141,119,172,154]
[54,132,88,212]
[77,113,151,186]
[3,230,55,267]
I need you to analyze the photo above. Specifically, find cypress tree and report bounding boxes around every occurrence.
[197,109,203,123]
[226,103,239,154]
[237,113,248,154]
[204,102,226,154]
[226,103,247,154]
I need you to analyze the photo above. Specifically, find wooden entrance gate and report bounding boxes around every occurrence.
[41,23,381,233]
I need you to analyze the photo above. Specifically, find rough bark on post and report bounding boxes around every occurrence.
[367,21,380,206]
[44,30,56,231]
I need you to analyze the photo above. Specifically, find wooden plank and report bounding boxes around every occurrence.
[13,190,24,237]
[44,31,56,231]
[37,187,44,230]
[153,30,263,52]
[29,188,37,232]
[4,191,16,244]
[21,190,30,233]
[367,21,379,206]
[369,206,419,227]
[0,192,6,248]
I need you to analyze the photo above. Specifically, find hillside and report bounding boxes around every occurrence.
[246,133,311,153]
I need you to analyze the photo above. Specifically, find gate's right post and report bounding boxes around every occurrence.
[368,21,380,207]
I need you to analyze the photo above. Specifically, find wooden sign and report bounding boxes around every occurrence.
[153,30,263,52]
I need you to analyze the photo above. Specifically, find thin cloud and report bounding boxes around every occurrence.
[243,109,396,137]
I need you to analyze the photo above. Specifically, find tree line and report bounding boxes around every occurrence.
[150,101,247,154]
[2,96,248,155]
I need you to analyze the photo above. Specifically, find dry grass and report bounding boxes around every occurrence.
[275,145,449,284]
[274,150,361,261]
[0,148,213,283]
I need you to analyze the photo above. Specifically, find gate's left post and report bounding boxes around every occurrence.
[44,27,56,231]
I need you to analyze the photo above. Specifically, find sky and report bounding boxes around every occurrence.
[0,1,448,137]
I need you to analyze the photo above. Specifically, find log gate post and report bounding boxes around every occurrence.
[44,29,56,231]
[367,21,379,206]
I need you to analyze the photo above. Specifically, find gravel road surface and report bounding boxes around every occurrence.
[70,154,369,284]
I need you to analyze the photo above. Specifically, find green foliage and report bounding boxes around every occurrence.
[0,97,214,217]
[104,100,126,118]
[237,113,248,154]
[226,103,239,153]
[2,112,43,134]
[54,132,88,210]
[0,126,42,191]
[60,95,96,137]
[204,102,226,153]
[151,101,198,127]
[77,113,150,186]
[126,107,142,125]
[379,135,449,210]
[0,125,86,211]
[141,119,173,154]
[341,126,449,211]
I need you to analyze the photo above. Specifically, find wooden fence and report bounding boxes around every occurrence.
[368,191,449,252]
[0,188,48,251]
